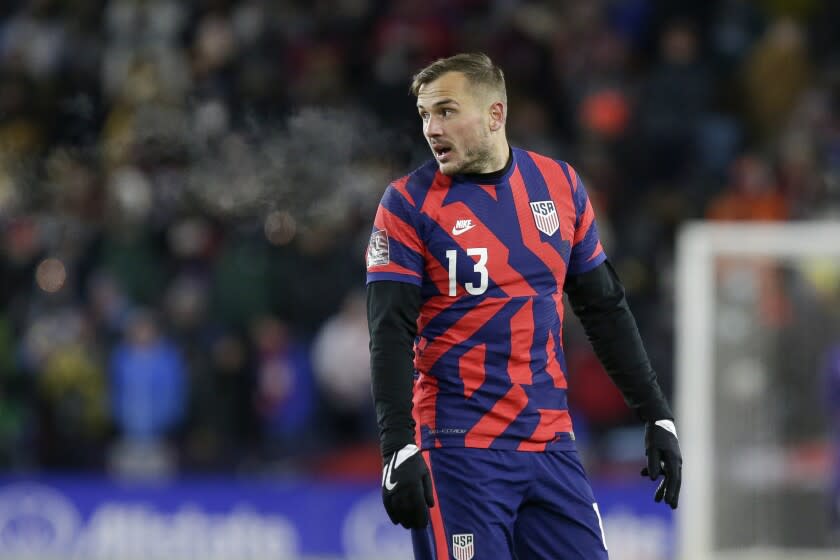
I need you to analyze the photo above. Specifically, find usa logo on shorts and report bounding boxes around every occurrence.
[530,200,559,236]
[452,533,474,560]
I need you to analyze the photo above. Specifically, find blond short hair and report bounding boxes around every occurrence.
[410,52,506,103]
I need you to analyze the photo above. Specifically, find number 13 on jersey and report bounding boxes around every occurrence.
[445,248,488,296]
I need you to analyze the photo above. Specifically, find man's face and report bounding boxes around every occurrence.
[416,72,496,175]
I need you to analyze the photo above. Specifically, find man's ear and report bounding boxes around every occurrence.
[489,101,505,132]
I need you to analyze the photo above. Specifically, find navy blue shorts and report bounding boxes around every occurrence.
[411,447,609,560]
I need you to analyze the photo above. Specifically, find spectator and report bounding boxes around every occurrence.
[635,19,712,183]
[742,18,811,141]
[311,291,375,443]
[706,153,789,220]
[109,309,186,440]
[251,316,316,459]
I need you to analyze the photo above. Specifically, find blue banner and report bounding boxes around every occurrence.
[0,475,673,559]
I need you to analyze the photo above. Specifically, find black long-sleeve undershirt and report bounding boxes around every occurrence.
[367,260,672,457]
[367,280,422,457]
[563,260,673,422]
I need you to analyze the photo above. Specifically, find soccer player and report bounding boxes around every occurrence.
[366,52,681,560]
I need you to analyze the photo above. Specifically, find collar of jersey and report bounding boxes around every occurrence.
[452,146,515,186]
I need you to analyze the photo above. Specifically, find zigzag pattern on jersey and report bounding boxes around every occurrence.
[368,149,603,450]
[422,296,572,449]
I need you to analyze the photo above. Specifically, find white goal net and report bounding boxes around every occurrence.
[676,222,840,560]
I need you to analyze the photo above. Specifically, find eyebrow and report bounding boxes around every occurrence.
[416,98,459,110]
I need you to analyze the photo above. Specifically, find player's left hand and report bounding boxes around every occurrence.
[641,419,682,509]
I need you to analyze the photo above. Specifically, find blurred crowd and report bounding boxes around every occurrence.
[0,0,839,479]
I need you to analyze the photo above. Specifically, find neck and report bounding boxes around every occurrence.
[457,143,512,183]
[481,138,510,174]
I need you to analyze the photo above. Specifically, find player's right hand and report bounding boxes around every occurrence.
[381,444,435,529]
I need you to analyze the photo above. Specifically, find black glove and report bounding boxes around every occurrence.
[640,420,682,509]
[381,444,434,529]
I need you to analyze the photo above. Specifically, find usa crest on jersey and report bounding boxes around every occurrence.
[530,200,559,236]
[452,533,474,560]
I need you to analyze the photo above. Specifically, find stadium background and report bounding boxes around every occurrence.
[0,0,838,558]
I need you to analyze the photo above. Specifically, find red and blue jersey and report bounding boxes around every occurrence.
[366,147,606,452]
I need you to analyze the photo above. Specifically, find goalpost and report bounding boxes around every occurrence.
[676,222,840,560]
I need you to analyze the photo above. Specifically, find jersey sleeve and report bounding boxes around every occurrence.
[366,183,425,286]
[567,166,607,276]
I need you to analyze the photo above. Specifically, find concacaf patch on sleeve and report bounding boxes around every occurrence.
[366,229,390,268]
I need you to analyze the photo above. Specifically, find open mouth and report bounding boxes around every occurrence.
[433,146,452,160]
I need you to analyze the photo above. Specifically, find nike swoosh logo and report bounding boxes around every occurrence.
[452,224,476,236]
[655,419,678,440]
[384,455,398,491]
[383,444,420,491]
